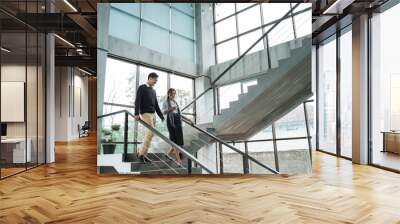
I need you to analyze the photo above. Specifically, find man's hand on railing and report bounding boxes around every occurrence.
[134,115,140,121]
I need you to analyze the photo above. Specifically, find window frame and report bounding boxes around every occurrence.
[213,3,312,63]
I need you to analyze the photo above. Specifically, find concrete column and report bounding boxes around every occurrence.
[194,3,216,124]
[97,4,110,157]
[195,76,213,124]
[195,3,216,75]
[352,14,369,164]
[46,33,55,163]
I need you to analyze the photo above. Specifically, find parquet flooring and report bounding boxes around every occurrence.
[0,167,26,177]
[1,134,400,223]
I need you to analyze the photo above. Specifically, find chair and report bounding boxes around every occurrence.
[79,121,90,138]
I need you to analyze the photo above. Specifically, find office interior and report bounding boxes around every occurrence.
[0,0,96,179]
[0,0,399,177]
[0,0,400,223]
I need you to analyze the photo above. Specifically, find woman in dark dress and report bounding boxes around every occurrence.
[162,88,192,164]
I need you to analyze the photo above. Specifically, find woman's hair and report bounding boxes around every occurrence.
[167,88,176,101]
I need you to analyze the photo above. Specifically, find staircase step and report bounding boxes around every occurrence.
[125,153,168,162]
[127,153,208,174]
[191,139,205,147]
[161,168,187,174]
[198,133,212,142]
[130,162,160,171]
[138,167,203,175]
[139,170,165,175]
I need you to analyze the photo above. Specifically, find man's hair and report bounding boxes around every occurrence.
[148,72,158,80]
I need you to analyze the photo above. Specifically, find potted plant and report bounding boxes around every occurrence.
[101,128,115,154]
[111,124,121,133]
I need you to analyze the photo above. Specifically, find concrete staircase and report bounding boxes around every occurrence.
[182,125,216,154]
[125,153,202,174]
[99,36,312,175]
[211,37,312,140]
[169,37,312,158]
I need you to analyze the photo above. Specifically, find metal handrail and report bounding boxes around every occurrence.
[97,110,215,174]
[181,3,301,112]
[182,119,279,174]
[104,101,196,116]
[97,109,127,119]
[100,105,279,174]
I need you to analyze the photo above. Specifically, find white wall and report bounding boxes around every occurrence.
[72,73,89,138]
[1,65,36,138]
[55,67,89,141]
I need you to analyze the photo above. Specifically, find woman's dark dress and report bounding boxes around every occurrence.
[164,100,184,146]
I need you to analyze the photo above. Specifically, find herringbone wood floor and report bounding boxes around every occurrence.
[1,135,400,223]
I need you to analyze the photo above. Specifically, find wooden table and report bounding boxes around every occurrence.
[382,131,400,154]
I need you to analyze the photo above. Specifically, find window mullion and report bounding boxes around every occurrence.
[234,3,240,56]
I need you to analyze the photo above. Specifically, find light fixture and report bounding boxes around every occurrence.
[1,47,11,53]
[54,34,75,48]
[63,0,78,12]
[78,67,92,76]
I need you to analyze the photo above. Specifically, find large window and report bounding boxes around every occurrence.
[109,3,196,63]
[318,35,337,155]
[220,102,313,175]
[104,58,137,108]
[340,27,352,158]
[170,74,195,114]
[216,77,312,174]
[102,57,196,154]
[214,3,311,63]
[315,24,354,159]
[217,79,257,114]
[370,4,400,171]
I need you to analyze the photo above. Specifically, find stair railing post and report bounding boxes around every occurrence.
[272,123,280,172]
[123,111,128,162]
[266,33,271,69]
[243,142,249,174]
[242,155,248,174]
[187,159,192,174]
[303,101,313,163]
[219,142,224,174]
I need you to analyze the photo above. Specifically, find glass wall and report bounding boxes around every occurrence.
[247,127,275,173]
[109,3,196,63]
[370,4,400,171]
[214,3,311,63]
[317,35,337,154]
[217,79,257,114]
[0,5,46,179]
[274,104,311,174]
[340,26,352,158]
[315,24,353,160]
[221,102,312,174]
